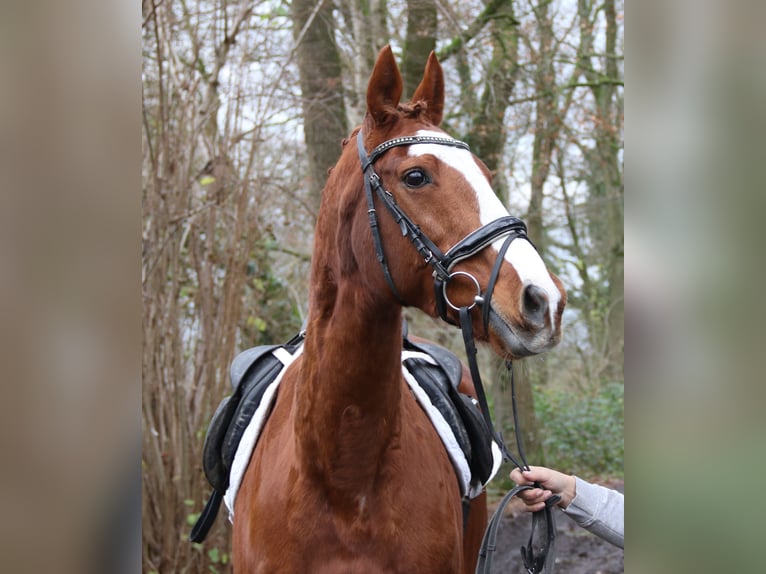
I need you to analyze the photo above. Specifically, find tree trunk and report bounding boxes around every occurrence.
[493,357,544,466]
[463,0,518,204]
[577,0,624,381]
[602,0,624,380]
[403,0,437,97]
[527,0,556,254]
[292,0,349,213]
[339,0,388,124]
[456,0,545,462]
[518,0,560,463]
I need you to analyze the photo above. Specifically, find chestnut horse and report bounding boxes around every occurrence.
[231,46,566,573]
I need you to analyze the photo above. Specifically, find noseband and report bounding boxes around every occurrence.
[357,129,558,574]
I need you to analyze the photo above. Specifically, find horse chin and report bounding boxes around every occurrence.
[487,307,558,360]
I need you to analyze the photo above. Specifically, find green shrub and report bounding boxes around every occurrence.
[534,381,624,478]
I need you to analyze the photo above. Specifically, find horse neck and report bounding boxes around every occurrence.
[296,217,405,497]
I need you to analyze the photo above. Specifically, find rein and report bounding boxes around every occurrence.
[357,129,559,574]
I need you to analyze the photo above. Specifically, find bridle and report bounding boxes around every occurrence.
[357,130,529,328]
[357,129,559,574]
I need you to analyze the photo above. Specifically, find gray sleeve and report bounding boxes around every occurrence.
[561,476,624,549]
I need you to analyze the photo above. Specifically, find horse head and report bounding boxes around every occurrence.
[319,45,566,360]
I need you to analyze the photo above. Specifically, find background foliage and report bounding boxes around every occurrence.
[535,381,624,477]
[142,0,623,571]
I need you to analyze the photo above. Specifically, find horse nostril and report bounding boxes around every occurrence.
[522,284,549,327]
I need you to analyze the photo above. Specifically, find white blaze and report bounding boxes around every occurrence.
[408,130,561,318]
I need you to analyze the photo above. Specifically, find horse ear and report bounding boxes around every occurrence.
[410,51,444,126]
[366,45,403,127]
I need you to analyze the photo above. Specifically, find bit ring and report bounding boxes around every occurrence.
[443,271,483,311]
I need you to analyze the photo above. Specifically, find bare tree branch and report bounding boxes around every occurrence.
[436,0,519,62]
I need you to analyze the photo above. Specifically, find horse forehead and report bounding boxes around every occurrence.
[407,130,508,226]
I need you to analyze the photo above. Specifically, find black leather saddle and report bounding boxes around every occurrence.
[189,331,305,543]
[190,328,496,543]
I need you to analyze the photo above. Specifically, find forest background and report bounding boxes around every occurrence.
[142,0,623,571]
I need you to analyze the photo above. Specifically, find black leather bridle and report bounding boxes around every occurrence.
[357,129,559,574]
[357,130,529,327]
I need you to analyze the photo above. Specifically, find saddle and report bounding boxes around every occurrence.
[401,335,500,495]
[189,328,499,543]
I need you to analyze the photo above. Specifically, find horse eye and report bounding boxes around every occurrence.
[402,169,429,189]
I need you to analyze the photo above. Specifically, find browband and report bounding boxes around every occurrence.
[363,135,470,169]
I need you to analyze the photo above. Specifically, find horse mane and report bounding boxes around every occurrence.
[398,100,431,119]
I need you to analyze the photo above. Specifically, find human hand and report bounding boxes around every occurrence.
[509,465,577,512]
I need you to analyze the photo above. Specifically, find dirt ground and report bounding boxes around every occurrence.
[487,479,624,574]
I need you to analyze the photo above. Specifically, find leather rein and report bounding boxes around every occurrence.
[357,129,559,574]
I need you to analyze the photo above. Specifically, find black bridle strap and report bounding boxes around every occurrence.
[508,360,531,472]
[477,484,532,573]
[358,129,538,467]
[434,218,527,323]
[370,174,450,279]
[357,131,453,303]
[477,484,559,574]
[358,132,406,302]
[459,301,562,574]
[481,232,516,336]
[459,306,522,468]
[441,216,527,271]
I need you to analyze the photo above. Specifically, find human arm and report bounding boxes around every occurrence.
[562,477,624,548]
[510,466,624,549]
